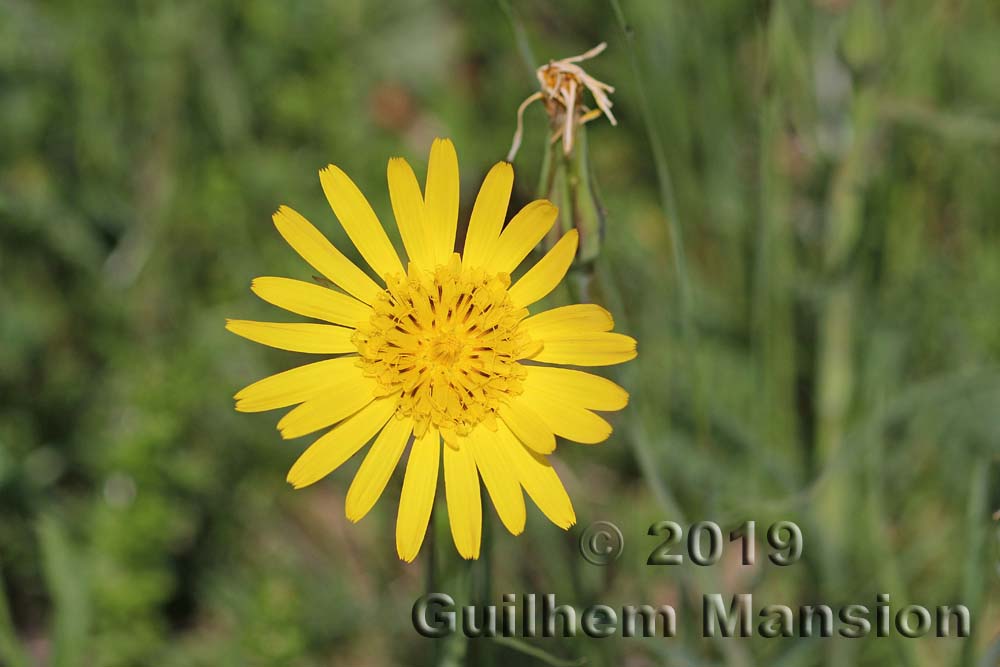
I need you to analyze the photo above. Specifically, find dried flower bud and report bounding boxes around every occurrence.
[507,42,617,162]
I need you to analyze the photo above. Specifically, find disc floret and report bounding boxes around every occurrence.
[353,254,532,443]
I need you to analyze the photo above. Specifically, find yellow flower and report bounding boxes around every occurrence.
[227,138,636,562]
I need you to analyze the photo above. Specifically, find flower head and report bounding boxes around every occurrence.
[507,42,617,161]
[228,139,636,562]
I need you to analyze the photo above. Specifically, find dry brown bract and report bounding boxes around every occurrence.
[507,42,617,161]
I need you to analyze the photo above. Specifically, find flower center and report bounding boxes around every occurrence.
[429,332,464,365]
[353,255,531,440]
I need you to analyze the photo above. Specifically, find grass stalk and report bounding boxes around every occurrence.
[608,0,708,451]
[497,0,538,75]
[961,458,989,667]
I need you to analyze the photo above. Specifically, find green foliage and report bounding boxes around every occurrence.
[1,0,998,665]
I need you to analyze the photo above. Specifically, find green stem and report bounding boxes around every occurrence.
[960,458,989,667]
[608,0,707,451]
[813,78,877,667]
[496,0,537,75]
[471,501,494,667]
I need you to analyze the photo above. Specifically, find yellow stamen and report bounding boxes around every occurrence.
[353,254,532,439]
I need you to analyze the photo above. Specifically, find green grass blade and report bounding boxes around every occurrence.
[38,515,90,667]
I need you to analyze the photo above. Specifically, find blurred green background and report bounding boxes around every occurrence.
[2,0,999,665]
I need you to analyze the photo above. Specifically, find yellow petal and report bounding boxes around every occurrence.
[271,205,381,303]
[444,439,482,559]
[532,332,638,367]
[234,357,359,412]
[251,277,371,326]
[483,200,558,275]
[424,138,459,266]
[319,164,404,279]
[286,396,396,489]
[520,380,613,444]
[277,374,379,439]
[524,366,629,412]
[225,319,356,354]
[387,158,434,269]
[345,416,413,522]
[498,400,556,454]
[518,303,613,341]
[470,427,526,535]
[508,230,579,308]
[498,422,576,529]
[462,162,513,269]
[396,428,441,562]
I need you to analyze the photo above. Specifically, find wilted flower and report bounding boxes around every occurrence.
[507,44,618,267]
[507,42,617,162]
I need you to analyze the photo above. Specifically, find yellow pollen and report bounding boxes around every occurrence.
[429,333,464,365]
[352,254,531,439]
